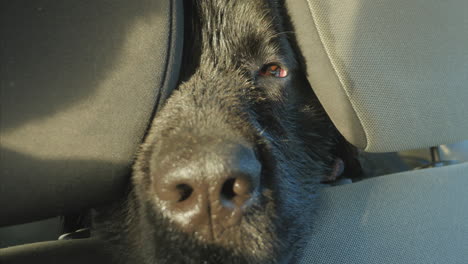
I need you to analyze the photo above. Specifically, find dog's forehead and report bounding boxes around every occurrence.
[197,0,282,69]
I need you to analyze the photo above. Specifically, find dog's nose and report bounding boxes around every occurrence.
[153,142,261,238]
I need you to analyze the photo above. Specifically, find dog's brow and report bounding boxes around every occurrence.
[196,0,282,67]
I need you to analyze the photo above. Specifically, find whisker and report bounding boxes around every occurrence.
[271,30,296,38]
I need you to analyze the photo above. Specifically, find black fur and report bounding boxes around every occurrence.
[94,0,359,263]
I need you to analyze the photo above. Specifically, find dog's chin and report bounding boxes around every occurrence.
[152,229,280,264]
[153,232,297,264]
[154,245,296,264]
[154,243,276,264]
[144,199,287,264]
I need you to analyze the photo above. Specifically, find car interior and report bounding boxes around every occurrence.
[1,0,467,263]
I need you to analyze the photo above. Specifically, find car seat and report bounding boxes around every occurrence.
[285,0,468,263]
[1,0,467,263]
[1,0,183,262]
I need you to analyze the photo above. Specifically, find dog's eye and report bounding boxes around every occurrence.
[258,64,288,78]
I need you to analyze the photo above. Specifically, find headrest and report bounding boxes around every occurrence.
[286,0,468,152]
[0,0,183,226]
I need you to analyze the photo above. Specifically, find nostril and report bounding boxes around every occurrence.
[221,178,236,200]
[176,184,193,202]
[221,177,253,201]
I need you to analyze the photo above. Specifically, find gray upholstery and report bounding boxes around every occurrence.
[300,162,468,264]
[4,164,466,264]
[286,0,468,152]
[0,218,61,248]
[286,1,468,262]
[0,239,113,264]
[0,0,183,226]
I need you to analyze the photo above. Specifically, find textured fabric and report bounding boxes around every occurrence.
[0,239,113,264]
[0,0,183,226]
[300,162,468,264]
[286,0,468,152]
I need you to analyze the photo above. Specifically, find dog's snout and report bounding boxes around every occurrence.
[153,142,261,239]
[158,171,256,207]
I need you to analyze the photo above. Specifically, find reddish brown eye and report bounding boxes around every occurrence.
[258,64,288,78]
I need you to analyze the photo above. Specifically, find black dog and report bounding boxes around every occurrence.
[94,0,359,263]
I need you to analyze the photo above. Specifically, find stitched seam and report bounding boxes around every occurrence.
[155,0,174,114]
[304,0,369,150]
[140,0,174,145]
[140,0,176,169]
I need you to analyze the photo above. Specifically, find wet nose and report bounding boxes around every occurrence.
[153,142,261,238]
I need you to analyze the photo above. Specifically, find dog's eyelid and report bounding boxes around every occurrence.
[257,63,289,78]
